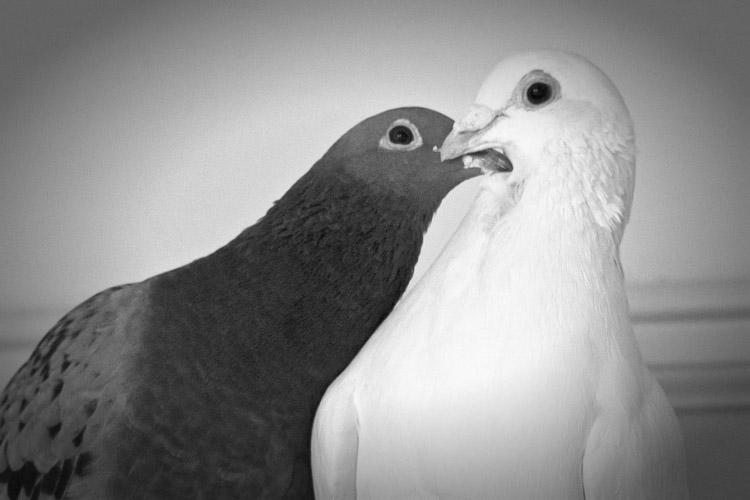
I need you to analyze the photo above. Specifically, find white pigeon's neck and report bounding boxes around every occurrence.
[406,135,638,353]
[410,160,633,357]
[491,185,624,289]
[473,171,632,348]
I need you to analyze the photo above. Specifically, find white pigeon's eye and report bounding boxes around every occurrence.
[379,119,423,151]
[526,82,552,105]
[518,70,561,109]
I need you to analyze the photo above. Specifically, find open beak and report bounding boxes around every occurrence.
[440,103,513,172]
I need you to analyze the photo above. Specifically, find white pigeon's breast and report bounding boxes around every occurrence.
[350,307,605,499]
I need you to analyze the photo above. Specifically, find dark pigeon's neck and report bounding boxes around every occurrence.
[145,167,437,390]
[229,168,435,344]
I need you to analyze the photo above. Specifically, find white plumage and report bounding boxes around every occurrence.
[312,50,689,499]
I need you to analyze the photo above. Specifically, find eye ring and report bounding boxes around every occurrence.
[517,70,561,109]
[379,119,423,151]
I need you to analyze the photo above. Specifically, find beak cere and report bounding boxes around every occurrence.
[440,109,513,173]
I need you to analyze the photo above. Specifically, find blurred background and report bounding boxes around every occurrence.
[1,0,748,497]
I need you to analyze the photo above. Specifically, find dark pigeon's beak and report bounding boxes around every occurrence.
[440,104,513,172]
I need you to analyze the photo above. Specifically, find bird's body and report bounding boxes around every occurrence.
[0,107,479,500]
[312,52,688,499]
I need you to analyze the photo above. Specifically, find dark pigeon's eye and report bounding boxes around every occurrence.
[388,125,414,145]
[526,82,552,105]
[379,119,423,151]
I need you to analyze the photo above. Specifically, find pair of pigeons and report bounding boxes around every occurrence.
[0,51,688,499]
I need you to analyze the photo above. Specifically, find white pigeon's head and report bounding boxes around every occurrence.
[441,50,636,235]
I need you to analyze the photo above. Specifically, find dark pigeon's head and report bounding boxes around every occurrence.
[316,107,483,209]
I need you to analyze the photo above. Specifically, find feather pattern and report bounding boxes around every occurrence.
[0,285,144,500]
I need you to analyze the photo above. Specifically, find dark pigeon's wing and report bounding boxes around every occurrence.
[0,284,145,500]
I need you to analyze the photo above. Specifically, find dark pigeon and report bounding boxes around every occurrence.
[0,107,480,500]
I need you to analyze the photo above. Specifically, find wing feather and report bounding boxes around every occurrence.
[0,284,146,500]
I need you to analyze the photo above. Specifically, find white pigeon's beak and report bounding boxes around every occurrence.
[440,103,513,172]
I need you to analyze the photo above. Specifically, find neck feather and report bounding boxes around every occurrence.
[416,171,632,351]
[481,181,631,346]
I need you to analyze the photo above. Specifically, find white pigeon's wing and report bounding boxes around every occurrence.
[0,284,144,500]
[582,372,689,500]
[311,378,359,500]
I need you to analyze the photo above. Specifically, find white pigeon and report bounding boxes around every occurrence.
[311,50,689,500]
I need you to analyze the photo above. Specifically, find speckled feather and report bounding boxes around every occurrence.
[0,285,145,500]
[0,107,479,500]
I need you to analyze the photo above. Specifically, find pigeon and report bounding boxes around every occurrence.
[312,51,689,499]
[0,107,481,500]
